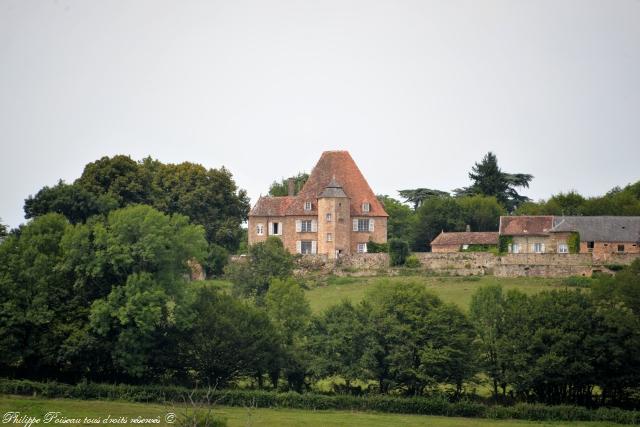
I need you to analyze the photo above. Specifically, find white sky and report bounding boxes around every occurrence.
[1,0,639,228]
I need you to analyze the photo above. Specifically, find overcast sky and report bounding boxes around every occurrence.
[1,0,639,228]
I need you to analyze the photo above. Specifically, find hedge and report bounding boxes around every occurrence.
[1,379,638,424]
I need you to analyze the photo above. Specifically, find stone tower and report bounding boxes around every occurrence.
[317,178,351,258]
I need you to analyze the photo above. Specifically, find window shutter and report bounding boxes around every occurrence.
[311,220,317,232]
[363,243,368,253]
[369,219,375,232]
[296,240,302,254]
[353,219,358,231]
[268,222,273,235]
[311,240,317,254]
[541,243,545,253]
[296,220,301,232]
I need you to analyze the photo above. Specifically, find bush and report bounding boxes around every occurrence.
[177,410,227,427]
[561,276,592,288]
[388,238,410,266]
[367,240,389,253]
[567,232,580,254]
[404,255,421,268]
[1,379,639,424]
[605,264,625,272]
[498,235,512,253]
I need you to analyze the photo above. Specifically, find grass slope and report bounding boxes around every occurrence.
[304,275,571,313]
[0,395,621,427]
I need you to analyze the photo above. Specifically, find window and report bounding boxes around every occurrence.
[327,233,332,242]
[462,244,469,250]
[618,244,625,253]
[301,220,312,232]
[270,222,281,236]
[587,241,594,252]
[357,219,369,232]
[256,223,264,236]
[326,213,332,222]
[301,241,313,254]
[304,201,312,211]
[362,202,370,212]
[511,243,520,254]
[357,243,368,253]
[558,243,569,253]
[533,243,543,253]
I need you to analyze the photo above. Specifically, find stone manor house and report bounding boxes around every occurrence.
[248,151,388,258]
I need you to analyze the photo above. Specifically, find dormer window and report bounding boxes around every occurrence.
[362,202,370,213]
[304,201,312,211]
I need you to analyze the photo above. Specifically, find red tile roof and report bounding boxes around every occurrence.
[250,151,388,217]
[249,196,294,217]
[431,231,499,246]
[499,216,554,236]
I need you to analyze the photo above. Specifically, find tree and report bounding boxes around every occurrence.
[306,301,371,390]
[269,173,309,196]
[377,196,415,242]
[470,285,507,401]
[457,195,506,232]
[411,197,466,251]
[362,281,476,395]
[398,188,449,210]
[24,181,118,224]
[183,286,282,387]
[0,218,7,240]
[225,237,294,301]
[388,238,410,266]
[81,205,207,380]
[265,277,311,391]
[0,214,73,379]
[454,152,533,211]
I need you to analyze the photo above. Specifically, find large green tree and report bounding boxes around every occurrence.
[377,196,415,242]
[454,152,533,211]
[410,197,466,251]
[398,188,449,210]
[269,173,309,196]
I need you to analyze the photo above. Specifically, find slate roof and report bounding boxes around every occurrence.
[550,216,640,243]
[250,151,388,217]
[431,231,499,246]
[499,216,554,236]
[318,177,348,198]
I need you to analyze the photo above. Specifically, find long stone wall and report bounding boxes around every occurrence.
[231,251,640,278]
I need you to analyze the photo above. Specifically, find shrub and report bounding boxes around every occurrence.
[498,235,512,253]
[561,276,592,287]
[177,410,227,427]
[404,255,421,268]
[367,240,389,253]
[605,264,625,272]
[567,232,580,254]
[388,238,410,266]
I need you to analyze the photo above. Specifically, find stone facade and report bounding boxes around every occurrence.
[248,151,388,258]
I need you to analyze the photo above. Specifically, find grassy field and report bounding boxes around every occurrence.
[0,394,621,427]
[302,275,573,312]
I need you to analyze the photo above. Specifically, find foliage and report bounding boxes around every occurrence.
[517,182,640,216]
[461,244,497,253]
[498,235,512,254]
[6,379,640,423]
[377,196,415,242]
[225,237,294,300]
[203,243,229,277]
[454,152,533,212]
[388,238,410,266]
[0,217,7,239]
[24,155,250,251]
[182,286,282,387]
[398,188,450,210]
[561,276,593,288]
[411,197,465,251]
[456,196,506,232]
[567,232,580,254]
[366,239,389,253]
[404,255,421,268]
[269,173,309,196]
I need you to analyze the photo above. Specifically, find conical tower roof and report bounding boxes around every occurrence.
[319,176,348,198]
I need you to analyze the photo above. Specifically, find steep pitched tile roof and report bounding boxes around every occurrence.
[550,216,640,243]
[431,231,499,246]
[499,216,554,236]
[287,151,387,217]
[249,196,295,217]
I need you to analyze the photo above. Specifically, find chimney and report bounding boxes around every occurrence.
[466,224,471,232]
[287,178,295,196]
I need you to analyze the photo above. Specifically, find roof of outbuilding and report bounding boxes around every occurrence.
[431,231,499,246]
[550,216,640,243]
[249,196,295,217]
[499,216,554,236]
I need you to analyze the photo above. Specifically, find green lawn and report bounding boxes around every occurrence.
[304,275,573,313]
[203,275,578,313]
[0,395,621,427]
